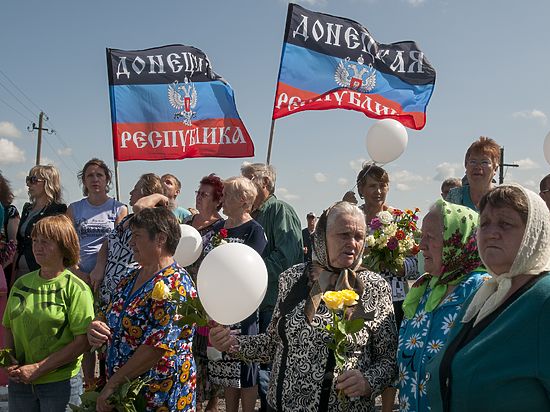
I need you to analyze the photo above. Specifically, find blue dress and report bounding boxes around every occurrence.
[105,263,196,411]
[396,271,488,411]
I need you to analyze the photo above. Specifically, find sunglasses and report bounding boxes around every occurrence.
[26,175,45,185]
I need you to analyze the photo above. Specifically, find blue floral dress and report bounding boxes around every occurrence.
[105,262,196,412]
[397,271,488,412]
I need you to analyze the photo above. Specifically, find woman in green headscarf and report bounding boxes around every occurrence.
[396,200,488,411]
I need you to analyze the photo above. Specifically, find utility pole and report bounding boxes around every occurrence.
[499,147,519,184]
[28,112,53,165]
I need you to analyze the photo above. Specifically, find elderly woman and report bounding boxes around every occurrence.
[14,165,67,280]
[2,215,94,411]
[446,136,500,211]
[397,200,488,411]
[426,185,550,411]
[207,176,267,412]
[87,207,196,412]
[210,201,397,412]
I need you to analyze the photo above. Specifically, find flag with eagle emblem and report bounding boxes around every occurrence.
[107,44,254,161]
[272,4,436,130]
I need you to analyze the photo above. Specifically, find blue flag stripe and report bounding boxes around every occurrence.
[110,81,241,124]
[279,43,434,112]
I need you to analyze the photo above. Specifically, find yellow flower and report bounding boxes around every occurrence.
[322,291,344,310]
[152,281,171,301]
[340,289,359,306]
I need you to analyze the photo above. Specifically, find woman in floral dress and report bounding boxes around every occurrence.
[397,200,488,411]
[87,207,196,412]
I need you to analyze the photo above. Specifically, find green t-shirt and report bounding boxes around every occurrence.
[2,269,94,384]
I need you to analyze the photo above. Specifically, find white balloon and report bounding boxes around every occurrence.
[544,131,550,165]
[174,224,203,266]
[366,119,408,164]
[197,243,267,325]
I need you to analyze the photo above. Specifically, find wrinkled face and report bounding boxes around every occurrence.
[478,204,526,276]
[195,183,218,212]
[84,165,108,195]
[162,176,180,199]
[129,180,144,206]
[32,235,63,267]
[419,211,444,276]
[129,227,158,265]
[221,188,243,217]
[326,213,366,269]
[359,176,389,209]
[465,152,497,187]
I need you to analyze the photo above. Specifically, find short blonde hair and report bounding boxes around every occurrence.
[224,176,258,213]
[28,165,63,204]
[31,215,80,267]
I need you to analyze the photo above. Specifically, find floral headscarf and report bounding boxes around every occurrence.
[402,199,484,319]
[304,202,366,323]
[463,184,550,325]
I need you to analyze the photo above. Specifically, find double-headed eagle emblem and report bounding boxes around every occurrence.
[168,77,197,126]
[334,55,376,93]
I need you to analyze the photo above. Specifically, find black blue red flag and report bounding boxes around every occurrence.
[273,4,436,130]
[107,44,254,161]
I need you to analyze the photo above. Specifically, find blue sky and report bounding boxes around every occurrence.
[1,0,549,225]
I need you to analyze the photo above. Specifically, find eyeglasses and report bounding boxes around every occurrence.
[26,176,44,185]
[467,159,493,168]
[195,190,211,198]
[540,189,550,195]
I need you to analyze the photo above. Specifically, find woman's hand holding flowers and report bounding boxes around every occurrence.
[336,369,372,398]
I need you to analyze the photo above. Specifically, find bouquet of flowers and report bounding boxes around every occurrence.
[363,208,421,274]
[321,290,365,370]
[151,280,208,328]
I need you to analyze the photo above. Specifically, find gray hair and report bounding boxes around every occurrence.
[223,176,258,213]
[326,201,366,231]
[240,162,276,193]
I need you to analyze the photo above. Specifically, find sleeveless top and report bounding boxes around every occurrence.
[71,198,125,273]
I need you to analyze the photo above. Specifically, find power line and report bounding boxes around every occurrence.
[0,67,43,113]
[0,94,34,123]
[0,79,37,118]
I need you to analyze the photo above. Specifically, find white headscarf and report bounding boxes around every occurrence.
[462,184,550,326]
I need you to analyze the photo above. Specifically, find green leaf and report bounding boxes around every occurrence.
[345,318,365,335]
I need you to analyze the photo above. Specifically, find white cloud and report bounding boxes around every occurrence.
[522,179,537,189]
[391,170,425,183]
[434,162,462,181]
[396,183,412,191]
[314,172,328,183]
[57,147,73,156]
[513,158,539,170]
[512,109,547,124]
[404,0,426,6]
[349,158,367,172]
[40,156,54,166]
[277,187,300,201]
[0,121,22,138]
[337,178,349,186]
[0,138,25,164]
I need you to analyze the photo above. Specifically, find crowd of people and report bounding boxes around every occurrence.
[0,135,549,411]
